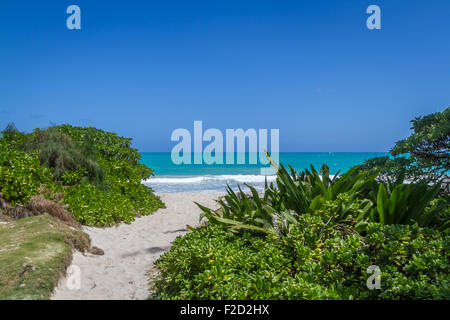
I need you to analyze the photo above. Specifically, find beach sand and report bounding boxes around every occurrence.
[51,193,222,300]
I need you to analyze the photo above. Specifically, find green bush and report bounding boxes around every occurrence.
[196,164,376,235]
[371,181,449,232]
[0,141,53,205]
[20,127,105,186]
[57,124,143,164]
[1,124,164,226]
[64,182,136,226]
[151,221,450,300]
[160,153,449,300]
[0,123,26,147]
[61,167,88,186]
[197,159,449,234]
[121,182,165,215]
[57,125,164,225]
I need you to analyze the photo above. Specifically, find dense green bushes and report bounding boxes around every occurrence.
[0,124,164,226]
[64,182,164,226]
[64,182,136,226]
[153,156,449,299]
[57,125,165,225]
[21,127,105,185]
[196,162,448,235]
[0,140,52,205]
[152,222,449,299]
[372,182,448,230]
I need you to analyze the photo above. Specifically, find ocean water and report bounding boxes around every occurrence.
[140,152,388,193]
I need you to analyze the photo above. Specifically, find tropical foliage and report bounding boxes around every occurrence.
[153,108,449,300]
[153,156,449,300]
[371,182,448,231]
[0,124,164,226]
[197,162,448,236]
[152,223,449,300]
[391,107,449,174]
[0,140,52,205]
[360,106,449,184]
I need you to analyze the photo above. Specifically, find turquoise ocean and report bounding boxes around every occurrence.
[140,152,388,193]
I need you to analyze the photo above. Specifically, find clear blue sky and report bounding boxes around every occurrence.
[1,0,449,152]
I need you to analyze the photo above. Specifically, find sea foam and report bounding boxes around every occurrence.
[142,175,277,193]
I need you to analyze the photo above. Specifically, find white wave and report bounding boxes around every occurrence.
[142,174,277,185]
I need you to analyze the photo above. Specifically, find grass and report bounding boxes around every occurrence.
[0,214,90,300]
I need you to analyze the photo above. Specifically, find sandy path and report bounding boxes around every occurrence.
[51,193,221,300]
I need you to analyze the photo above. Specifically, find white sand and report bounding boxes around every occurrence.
[51,193,221,300]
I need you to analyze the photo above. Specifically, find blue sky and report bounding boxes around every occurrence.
[0,0,449,152]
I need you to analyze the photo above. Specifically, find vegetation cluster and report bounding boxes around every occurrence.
[152,108,449,300]
[0,124,164,226]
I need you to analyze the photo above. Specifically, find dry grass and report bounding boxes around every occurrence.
[1,195,79,228]
[0,210,11,222]
[27,195,79,228]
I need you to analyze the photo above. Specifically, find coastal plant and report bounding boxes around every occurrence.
[153,109,450,300]
[58,125,165,224]
[64,182,136,226]
[268,163,376,214]
[196,161,376,235]
[0,123,26,147]
[371,181,449,232]
[198,153,449,235]
[57,124,143,164]
[121,182,165,215]
[360,106,449,186]
[61,167,88,186]
[21,127,105,186]
[196,185,282,235]
[391,106,449,177]
[151,222,450,300]
[1,123,164,226]
[0,141,53,205]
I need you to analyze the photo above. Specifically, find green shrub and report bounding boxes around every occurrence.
[168,153,449,300]
[371,181,449,232]
[57,124,143,164]
[64,181,164,226]
[0,123,26,147]
[61,167,87,186]
[58,126,164,225]
[0,141,53,205]
[151,221,450,300]
[1,123,164,226]
[64,182,135,226]
[196,163,376,235]
[121,182,165,215]
[198,157,449,235]
[21,127,105,186]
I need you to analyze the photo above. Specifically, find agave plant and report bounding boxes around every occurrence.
[196,184,281,235]
[265,160,377,218]
[372,181,449,231]
[196,153,378,235]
